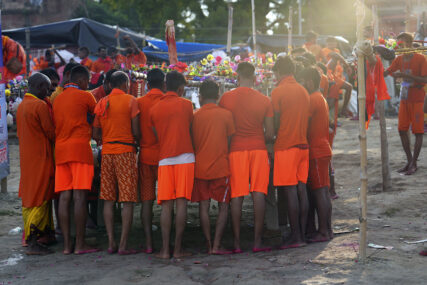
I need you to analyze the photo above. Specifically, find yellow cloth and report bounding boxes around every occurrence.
[50,86,64,103]
[22,201,54,241]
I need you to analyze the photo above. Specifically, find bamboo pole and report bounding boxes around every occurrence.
[226,3,234,54]
[251,0,257,58]
[356,0,368,262]
[288,7,293,53]
[373,4,392,192]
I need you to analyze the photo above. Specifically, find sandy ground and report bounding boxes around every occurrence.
[0,118,426,285]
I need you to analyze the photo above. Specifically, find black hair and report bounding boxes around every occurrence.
[305,31,318,42]
[272,56,295,76]
[70,65,90,83]
[79,47,90,55]
[147,68,165,89]
[39,68,60,82]
[397,32,414,44]
[294,62,305,82]
[316,62,327,75]
[299,67,321,90]
[64,62,81,75]
[199,80,219,100]
[291,47,306,55]
[295,56,310,68]
[105,69,118,83]
[98,46,107,52]
[110,71,129,89]
[302,52,316,66]
[166,71,186,92]
[236,62,255,78]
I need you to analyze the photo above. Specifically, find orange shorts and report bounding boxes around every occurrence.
[191,177,231,203]
[100,152,138,202]
[229,150,270,198]
[274,148,309,186]
[308,156,331,190]
[398,101,425,134]
[55,162,94,192]
[139,163,158,201]
[157,163,194,204]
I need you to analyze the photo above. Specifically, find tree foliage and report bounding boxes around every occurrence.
[72,0,300,44]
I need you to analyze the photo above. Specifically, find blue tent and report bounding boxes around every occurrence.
[143,40,225,63]
[3,18,151,53]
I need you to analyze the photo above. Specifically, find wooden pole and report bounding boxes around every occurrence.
[373,4,392,192]
[226,3,234,54]
[25,28,30,78]
[1,177,7,194]
[288,6,293,53]
[298,0,302,35]
[251,0,257,58]
[356,0,368,262]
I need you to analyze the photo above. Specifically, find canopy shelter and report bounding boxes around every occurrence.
[249,34,353,57]
[143,40,226,63]
[3,17,154,53]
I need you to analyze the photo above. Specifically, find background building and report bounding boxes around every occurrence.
[2,0,81,29]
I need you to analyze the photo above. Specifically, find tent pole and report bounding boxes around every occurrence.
[373,4,392,191]
[288,6,293,53]
[356,0,368,262]
[25,28,30,78]
[226,3,234,54]
[251,0,257,58]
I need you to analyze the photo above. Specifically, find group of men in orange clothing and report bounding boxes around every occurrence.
[76,35,147,87]
[16,29,426,258]
[16,51,336,257]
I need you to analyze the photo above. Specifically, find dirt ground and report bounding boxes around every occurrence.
[0,118,426,285]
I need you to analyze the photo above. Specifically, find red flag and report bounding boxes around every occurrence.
[365,55,390,128]
[165,20,178,65]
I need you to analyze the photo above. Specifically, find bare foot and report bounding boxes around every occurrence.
[212,246,233,255]
[63,242,73,255]
[398,163,410,173]
[74,243,98,254]
[305,231,317,240]
[307,232,330,243]
[281,237,307,248]
[173,250,192,259]
[26,243,53,255]
[155,248,171,259]
[405,164,417,175]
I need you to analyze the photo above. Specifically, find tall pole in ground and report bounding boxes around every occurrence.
[226,2,234,54]
[356,0,368,262]
[0,1,9,194]
[298,0,302,35]
[288,6,293,53]
[251,0,257,58]
[373,4,392,192]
